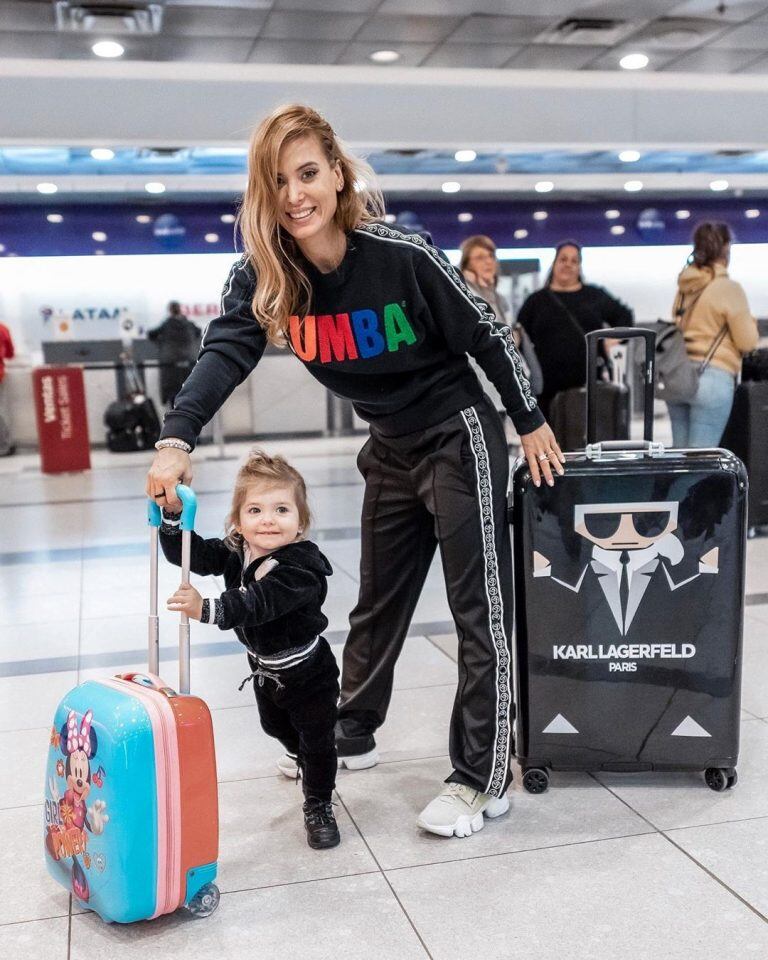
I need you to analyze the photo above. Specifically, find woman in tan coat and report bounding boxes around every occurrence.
[667,222,758,447]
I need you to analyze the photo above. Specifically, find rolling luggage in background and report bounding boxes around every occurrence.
[720,380,768,530]
[511,328,747,795]
[104,359,160,452]
[43,486,220,924]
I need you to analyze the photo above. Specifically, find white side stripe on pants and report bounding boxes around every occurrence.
[460,406,512,797]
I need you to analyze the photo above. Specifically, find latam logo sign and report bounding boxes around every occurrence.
[288,305,417,364]
[40,305,134,338]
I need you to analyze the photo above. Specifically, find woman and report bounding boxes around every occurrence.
[666,222,758,448]
[460,235,543,417]
[517,240,633,420]
[146,104,564,839]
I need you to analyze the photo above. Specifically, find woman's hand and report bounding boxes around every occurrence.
[519,422,565,488]
[146,447,192,511]
[167,583,203,621]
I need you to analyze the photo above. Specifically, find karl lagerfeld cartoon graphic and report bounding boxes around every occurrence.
[533,500,719,636]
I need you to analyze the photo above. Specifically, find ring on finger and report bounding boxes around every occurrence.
[538,453,549,462]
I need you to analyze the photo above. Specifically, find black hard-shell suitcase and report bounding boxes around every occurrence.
[720,380,768,529]
[511,328,747,795]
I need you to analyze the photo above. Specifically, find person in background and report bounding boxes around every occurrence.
[517,240,633,420]
[460,235,543,434]
[148,301,202,407]
[0,321,16,456]
[667,222,758,448]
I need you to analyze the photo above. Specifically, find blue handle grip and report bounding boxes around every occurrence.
[147,484,197,530]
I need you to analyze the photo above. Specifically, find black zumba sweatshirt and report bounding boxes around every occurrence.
[159,526,333,659]
[160,223,544,447]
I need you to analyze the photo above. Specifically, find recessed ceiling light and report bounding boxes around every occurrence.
[745,208,760,218]
[370,50,400,64]
[145,182,166,194]
[514,229,529,239]
[455,150,477,163]
[90,148,115,161]
[620,53,649,70]
[610,225,626,235]
[37,182,58,195]
[47,213,63,224]
[94,249,105,256]
[0,245,5,253]
[92,40,124,59]
[624,180,643,192]
[92,231,107,242]
[675,209,691,219]
[220,213,236,224]
[204,233,219,243]
[709,179,729,191]
[534,181,554,193]
[618,150,641,163]
[136,214,152,224]
[458,212,473,223]
[442,181,461,194]
[605,209,621,219]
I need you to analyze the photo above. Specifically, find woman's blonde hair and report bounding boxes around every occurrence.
[237,103,385,346]
[224,448,311,549]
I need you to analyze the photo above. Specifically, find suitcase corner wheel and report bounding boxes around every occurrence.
[522,767,550,794]
[185,882,220,919]
[704,767,738,792]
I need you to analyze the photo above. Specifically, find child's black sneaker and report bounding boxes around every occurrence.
[302,798,340,850]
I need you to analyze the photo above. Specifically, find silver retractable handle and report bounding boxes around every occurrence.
[147,484,198,694]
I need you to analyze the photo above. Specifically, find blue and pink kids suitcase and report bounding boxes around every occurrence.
[43,486,220,923]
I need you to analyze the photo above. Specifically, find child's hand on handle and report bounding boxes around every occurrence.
[520,422,565,488]
[167,583,203,621]
[146,446,192,511]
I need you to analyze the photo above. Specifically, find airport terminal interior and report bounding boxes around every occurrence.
[3,1,768,958]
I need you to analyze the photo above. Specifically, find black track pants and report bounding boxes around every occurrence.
[339,397,514,797]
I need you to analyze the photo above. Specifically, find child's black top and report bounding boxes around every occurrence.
[159,523,333,659]
[160,223,543,448]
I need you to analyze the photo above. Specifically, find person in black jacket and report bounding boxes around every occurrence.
[147,302,202,406]
[517,240,634,420]
[147,103,565,840]
[161,448,340,850]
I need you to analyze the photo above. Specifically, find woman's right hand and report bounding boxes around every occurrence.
[146,447,193,510]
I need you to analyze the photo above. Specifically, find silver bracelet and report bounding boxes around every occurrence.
[154,438,192,453]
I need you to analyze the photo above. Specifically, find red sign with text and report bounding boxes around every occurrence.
[33,366,91,473]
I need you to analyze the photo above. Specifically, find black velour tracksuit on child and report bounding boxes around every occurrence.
[159,520,339,802]
[161,223,544,799]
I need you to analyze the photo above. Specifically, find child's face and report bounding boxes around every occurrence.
[236,483,302,558]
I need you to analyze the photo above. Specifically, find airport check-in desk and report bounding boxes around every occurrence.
[4,339,365,449]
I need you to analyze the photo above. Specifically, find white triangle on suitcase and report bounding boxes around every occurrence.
[542,713,579,734]
[671,716,712,737]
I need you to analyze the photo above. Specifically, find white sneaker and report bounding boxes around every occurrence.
[276,753,300,779]
[416,783,509,838]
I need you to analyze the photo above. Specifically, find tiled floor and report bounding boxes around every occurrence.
[2,434,767,959]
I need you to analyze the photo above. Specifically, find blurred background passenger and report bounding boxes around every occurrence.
[0,320,15,455]
[667,221,758,448]
[148,300,202,407]
[517,240,633,420]
[459,235,542,438]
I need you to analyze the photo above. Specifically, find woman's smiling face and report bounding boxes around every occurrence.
[277,133,344,251]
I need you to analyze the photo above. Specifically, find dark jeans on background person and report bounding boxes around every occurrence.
[250,638,340,802]
[339,395,514,798]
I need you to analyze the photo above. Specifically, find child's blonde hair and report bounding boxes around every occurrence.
[225,448,311,549]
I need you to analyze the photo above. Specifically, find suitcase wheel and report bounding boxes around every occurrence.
[185,882,220,918]
[522,768,550,794]
[704,767,737,792]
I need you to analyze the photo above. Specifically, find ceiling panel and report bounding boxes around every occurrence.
[150,35,257,60]
[163,5,269,38]
[660,46,764,71]
[261,10,367,40]
[335,41,435,66]
[447,15,551,45]
[274,0,380,11]
[709,16,768,48]
[737,51,768,71]
[573,0,679,17]
[0,0,55,32]
[421,43,517,68]
[506,44,606,69]
[667,0,768,20]
[246,38,347,64]
[353,15,461,44]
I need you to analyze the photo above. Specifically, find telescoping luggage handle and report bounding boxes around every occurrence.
[586,327,656,446]
[147,484,198,695]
